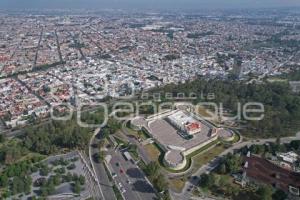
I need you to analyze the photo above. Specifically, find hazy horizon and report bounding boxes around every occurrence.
[1,0,300,10]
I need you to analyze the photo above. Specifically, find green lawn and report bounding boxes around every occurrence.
[139,140,230,193]
[112,185,124,200]
[124,122,149,140]
[192,143,225,170]
[114,136,126,145]
[197,106,214,118]
[144,144,161,161]
[156,140,220,173]
[187,139,219,158]
[169,178,186,192]
[232,133,241,143]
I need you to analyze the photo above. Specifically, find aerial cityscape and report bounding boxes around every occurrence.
[0,1,300,200]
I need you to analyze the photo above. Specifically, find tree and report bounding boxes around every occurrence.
[73,181,81,194]
[144,162,160,180]
[223,153,242,173]
[0,135,5,143]
[149,75,300,138]
[40,186,48,197]
[102,128,110,139]
[54,167,66,174]
[278,144,287,152]
[0,174,8,187]
[231,186,240,197]
[46,181,55,195]
[67,163,76,170]
[24,176,32,194]
[128,144,138,153]
[1,189,10,199]
[137,131,143,138]
[257,185,273,200]
[23,119,91,155]
[199,174,215,189]
[11,176,32,195]
[161,191,172,200]
[154,174,168,192]
[79,175,85,185]
[39,165,50,176]
[218,175,229,188]
[93,152,105,163]
[53,175,61,186]
[290,140,300,151]
[98,140,105,149]
[218,163,227,174]
[64,172,73,182]
[12,177,22,195]
[272,189,287,200]
[31,165,38,173]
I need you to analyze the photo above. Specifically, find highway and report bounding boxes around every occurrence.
[89,128,115,200]
[108,148,157,200]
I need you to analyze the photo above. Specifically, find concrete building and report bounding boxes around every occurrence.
[167,110,202,135]
[131,110,223,170]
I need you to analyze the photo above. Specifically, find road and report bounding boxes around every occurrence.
[15,76,51,107]
[33,28,44,68]
[54,29,63,63]
[121,121,152,164]
[121,116,300,200]
[108,148,157,200]
[89,128,115,200]
[171,132,300,200]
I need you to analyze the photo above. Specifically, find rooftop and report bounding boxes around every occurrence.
[244,155,300,192]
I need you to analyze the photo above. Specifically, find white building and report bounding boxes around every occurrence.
[277,152,299,164]
[167,110,201,135]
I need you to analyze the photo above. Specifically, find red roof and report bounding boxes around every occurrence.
[186,122,201,132]
[244,155,300,192]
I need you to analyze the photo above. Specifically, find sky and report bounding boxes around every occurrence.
[1,0,300,10]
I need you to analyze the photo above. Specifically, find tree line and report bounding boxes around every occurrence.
[148,76,300,138]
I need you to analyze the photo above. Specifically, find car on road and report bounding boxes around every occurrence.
[112,172,117,178]
[118,182,123,188]
[116,162,120,167]
[120,169,124,174]
[121,188,126,193]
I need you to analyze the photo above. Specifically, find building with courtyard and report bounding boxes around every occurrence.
[131,109,234,170]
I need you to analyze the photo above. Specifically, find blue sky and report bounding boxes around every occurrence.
[1,0,300,10]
